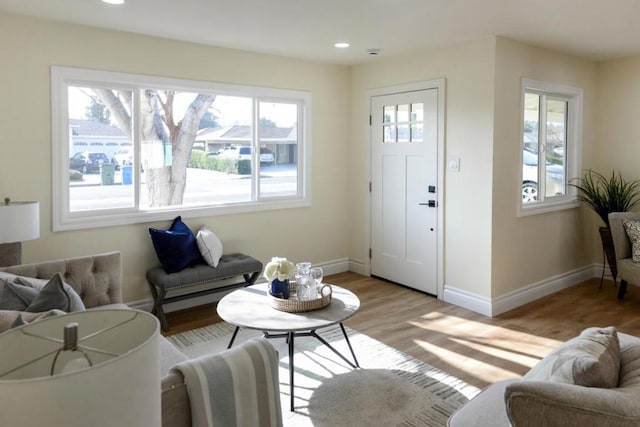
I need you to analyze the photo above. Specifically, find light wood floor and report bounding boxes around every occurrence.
[164,273,640,389]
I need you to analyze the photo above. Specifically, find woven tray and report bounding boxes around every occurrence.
[269,283,332,313]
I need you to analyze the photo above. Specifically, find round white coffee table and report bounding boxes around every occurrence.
[217,283,360,411]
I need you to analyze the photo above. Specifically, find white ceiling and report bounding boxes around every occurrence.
[1,0,640,65]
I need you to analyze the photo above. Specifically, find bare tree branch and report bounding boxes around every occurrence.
[93,89,132,138]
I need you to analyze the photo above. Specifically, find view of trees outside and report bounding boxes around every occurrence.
[67,86,299,213]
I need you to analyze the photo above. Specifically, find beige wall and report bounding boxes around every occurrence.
[0,12,351,302]
[491,37,598,297]
[596,57,640,182]
[349,38,497,297]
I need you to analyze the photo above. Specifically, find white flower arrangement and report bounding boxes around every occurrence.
[263,257,296,282]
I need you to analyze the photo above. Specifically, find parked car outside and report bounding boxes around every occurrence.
[223,146,275,165]
[69,151,110,174]
[112,148,133,168]
[259,147,275,165]
[220,146,239,158]
[522,149,564,203]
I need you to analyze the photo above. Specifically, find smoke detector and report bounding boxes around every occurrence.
[366,48,381,56]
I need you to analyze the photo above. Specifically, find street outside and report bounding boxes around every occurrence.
[69,164,297,211]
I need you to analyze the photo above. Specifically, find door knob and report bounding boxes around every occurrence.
[418,200,437,207]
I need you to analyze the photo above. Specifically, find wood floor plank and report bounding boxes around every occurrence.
[163,273,640,389]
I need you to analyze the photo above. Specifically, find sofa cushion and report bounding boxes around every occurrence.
[196,226,223,268]
[149,216,203,274]
[15,273,86,313]
[623,219,640,262]
[24,273,74,312]
[524,326,620,388]
[0,280,38,310]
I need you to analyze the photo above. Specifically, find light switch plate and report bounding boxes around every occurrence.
[447,156,460,172]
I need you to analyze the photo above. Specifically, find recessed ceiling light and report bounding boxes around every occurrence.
[334,42,350,49]
[102,0,125,4]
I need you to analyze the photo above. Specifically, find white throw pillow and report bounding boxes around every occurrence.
[196,226,223,268]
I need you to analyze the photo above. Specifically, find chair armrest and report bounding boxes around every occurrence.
[161,371,192,427]
[506,381,640,427]
[609,212,640,262]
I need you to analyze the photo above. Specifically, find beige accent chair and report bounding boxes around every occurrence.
[448,328,640,427]
[609,211,640,299]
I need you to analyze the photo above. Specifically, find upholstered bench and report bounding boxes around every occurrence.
[146,253,263,331]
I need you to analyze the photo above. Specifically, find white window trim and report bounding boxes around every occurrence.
[51,66,312,231]
[518,78,582,217]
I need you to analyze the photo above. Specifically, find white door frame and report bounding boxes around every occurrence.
[363,78,446,299]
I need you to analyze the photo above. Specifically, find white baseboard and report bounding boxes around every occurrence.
[348,259,368,276]
[442,285,493,317]
[129,260,607,318]
[127,257,351,314]
[443,263,599,318]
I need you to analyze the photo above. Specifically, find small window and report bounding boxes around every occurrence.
[519,79,582,216]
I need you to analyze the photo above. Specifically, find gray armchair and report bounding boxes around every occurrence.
[608,211,640,299]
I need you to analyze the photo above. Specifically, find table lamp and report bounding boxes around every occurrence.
[0,197,40,267]
[0,309,161,427]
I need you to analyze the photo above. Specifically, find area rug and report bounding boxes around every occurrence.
[167,323,480,427]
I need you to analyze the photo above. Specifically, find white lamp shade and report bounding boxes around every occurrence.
[0,201,40,243]
[0,309,160,427]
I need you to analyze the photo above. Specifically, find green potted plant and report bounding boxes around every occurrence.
[570,169,640,283]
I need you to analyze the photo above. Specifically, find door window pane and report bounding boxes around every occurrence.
[397,104,409,123]
[383,125,396,143]
[383,106,395,124]
[397,124,410,142]
[411,103,423,122]
[411,124,424,142]
[411,103,424,142]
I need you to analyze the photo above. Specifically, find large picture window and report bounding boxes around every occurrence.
[52,67,310,230]
[519,79,582,216]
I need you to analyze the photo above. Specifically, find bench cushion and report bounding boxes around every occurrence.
[147,253,263,290]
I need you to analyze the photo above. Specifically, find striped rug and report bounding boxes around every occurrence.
[167,322,480,427]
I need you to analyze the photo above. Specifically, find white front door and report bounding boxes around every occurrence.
[370,88,439,295]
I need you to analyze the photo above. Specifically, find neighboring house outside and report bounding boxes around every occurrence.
[196,125,297,165]
[69,119,131,159]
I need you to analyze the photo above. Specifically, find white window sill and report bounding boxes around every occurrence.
[518,198,579,217]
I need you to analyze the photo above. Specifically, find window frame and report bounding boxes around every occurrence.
[518,78,582,217]
[52,66,312,231]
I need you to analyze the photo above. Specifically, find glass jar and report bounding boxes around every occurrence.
[295,262,313,301]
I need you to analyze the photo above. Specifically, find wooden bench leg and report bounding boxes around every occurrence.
[148,281,170,332]
[243,271,261,286]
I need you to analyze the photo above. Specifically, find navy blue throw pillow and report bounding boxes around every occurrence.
[149,216,203,273]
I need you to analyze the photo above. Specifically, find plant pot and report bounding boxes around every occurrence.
[599,226,617,282]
